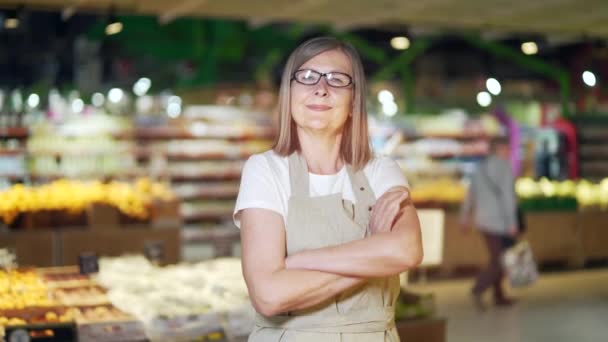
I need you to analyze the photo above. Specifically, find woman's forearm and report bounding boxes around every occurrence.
[249,268,365,316]
[286,206,422,278]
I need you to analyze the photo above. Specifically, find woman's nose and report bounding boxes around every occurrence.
[313,78,329,97]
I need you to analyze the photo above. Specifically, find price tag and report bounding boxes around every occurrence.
[78,252,99,275]
[144,240,165,263]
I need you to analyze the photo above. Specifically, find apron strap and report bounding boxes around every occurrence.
[288,152,309,197]
[346,165,376,228]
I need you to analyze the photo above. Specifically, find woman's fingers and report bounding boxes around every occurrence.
[369,190,409,234]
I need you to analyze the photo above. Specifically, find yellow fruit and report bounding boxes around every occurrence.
[45,312,58,321]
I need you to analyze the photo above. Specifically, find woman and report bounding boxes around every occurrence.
[234,37,423,341]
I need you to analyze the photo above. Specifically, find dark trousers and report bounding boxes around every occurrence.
[472,231,507,300]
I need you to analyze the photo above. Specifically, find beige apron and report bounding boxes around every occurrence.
[249,153,401,342]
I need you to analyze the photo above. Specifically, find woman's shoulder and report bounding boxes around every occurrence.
[244,149,289,178]
[247,149,288,166]
[363,153,400,174]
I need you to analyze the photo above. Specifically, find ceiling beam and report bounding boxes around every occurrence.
[159,0,207,25]
[247,0,331,28]
[280,0,330,16]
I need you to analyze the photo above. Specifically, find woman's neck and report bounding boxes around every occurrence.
[298,130,344,175]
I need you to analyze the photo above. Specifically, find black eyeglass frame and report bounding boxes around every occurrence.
[291,69,354,88]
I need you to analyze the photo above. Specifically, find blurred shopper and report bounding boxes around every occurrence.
[460,137,519,310]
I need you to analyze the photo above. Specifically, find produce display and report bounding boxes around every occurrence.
[403,176,608,211]
[0,307,73,326]
[51,286,109,306]
[0,269,55,310]
[516,177,608,210]
[0,255,442,341]
[0,178,174,225]
[93,255,252,341]
[409,178,467,206]
[0,267,146,341]
[96,256,250,320]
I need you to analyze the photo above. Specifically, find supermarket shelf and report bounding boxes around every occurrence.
[0,148,26,156]
[0,127,29,139]
[27,149,144,158]
[580,153,608,160]
[577,128,608,142]
[165,151,254,161]
[182,226,240,243]
[169,172,241,181]
[428,152,487,159]
[28,170,147,180]
[115,126,274,140]
[0,173,27,180]
[581,162,608,174]
[175,187,239,201]
[403,132,502,140]
[182,211,233,222]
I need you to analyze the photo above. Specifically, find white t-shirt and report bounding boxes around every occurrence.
[233,150,409,228]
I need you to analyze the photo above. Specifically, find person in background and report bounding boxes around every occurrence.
[535,138,552,179]
[234,37,423,341]
[460,137,518,310]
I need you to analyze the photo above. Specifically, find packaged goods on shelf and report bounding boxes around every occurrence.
[371,111,503,194]
[168,161,244,180]
[181,201,236,222]
[172,182,240,200]
[26,114,135,179]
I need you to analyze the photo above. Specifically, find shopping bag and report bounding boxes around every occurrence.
[502,240,538,288]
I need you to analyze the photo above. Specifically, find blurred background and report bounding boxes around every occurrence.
[0,1,607,341]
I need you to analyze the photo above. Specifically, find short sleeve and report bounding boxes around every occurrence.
[368,156,410,198]
[233,154,285,228]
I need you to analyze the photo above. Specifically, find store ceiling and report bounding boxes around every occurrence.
[0,0,607,38]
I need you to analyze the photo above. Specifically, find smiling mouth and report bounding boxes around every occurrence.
[306,104,332,111]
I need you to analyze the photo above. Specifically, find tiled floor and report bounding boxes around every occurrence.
[408,269,608,342]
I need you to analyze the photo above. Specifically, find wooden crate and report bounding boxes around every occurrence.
[440,211,488,273]
[523,212,583,267]
[0,230,56,267]
[59,227,181,266]
[578,211,608,261]
[396,317,446,342]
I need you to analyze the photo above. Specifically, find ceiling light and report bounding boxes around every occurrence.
[582,71,597,87]
[4,9,19,29]
[378,90,394,104]
[391,36,410,50]
[521,42,538,55]
[486,78,502,96]
[477,91,492,107]
[108,88,124,103]
[27,94,39,109]
[92,92,105,107]
[105,9,122,36]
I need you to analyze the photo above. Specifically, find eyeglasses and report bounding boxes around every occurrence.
[292,69,353,88]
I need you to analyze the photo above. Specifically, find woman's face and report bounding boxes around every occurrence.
[290,49,354,135]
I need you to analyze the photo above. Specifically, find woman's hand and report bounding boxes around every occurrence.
[369,188,410,235]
